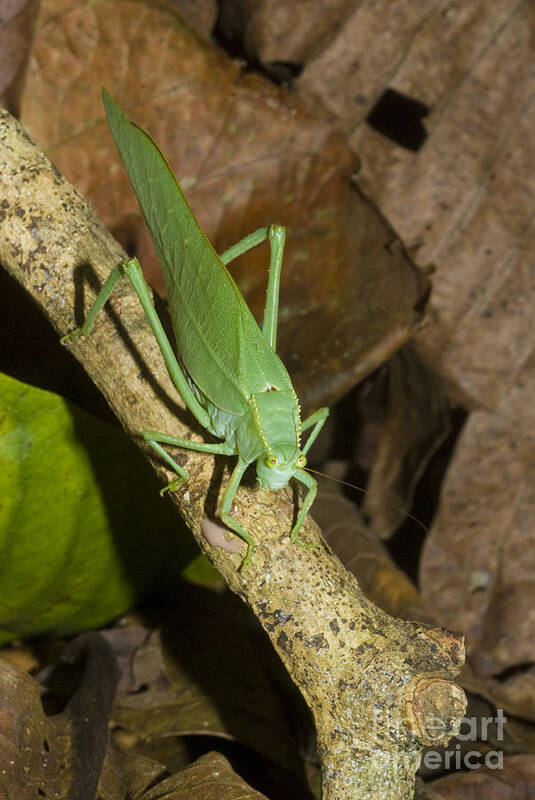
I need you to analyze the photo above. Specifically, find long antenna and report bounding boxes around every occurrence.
[305,467,429,535]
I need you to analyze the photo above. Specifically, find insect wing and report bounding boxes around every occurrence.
[102,90,292,414]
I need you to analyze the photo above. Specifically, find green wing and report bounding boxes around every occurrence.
[102,90,292,414]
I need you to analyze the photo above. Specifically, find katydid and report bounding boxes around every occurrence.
[67,89,329,569]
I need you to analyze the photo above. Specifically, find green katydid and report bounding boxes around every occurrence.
[67,89,329,569]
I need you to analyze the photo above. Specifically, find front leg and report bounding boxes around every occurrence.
[301,407,329,455]
[145,432,254,569]
[218,457,255,569]
[291,469,320,550]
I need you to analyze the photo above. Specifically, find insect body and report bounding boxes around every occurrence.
[68,89,329,568]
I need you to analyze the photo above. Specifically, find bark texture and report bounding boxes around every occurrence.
[0,107,466,799]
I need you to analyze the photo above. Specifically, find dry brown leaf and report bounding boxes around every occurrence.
[340,0,535,410]
[217,0,352,68]
[98,738,169,800]
[0,633,120,799]
[19,0,428,412]
[420,355,535,718]
[102,724,271,799]
[357,344,450,538]
[111,588,304,774]
[424,755,535,800]
[139,751,269,800]
[164,0,217,40]
[0,0,35,105]
[0,632,271,799]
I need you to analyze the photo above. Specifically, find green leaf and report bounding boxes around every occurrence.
[0,372,200,643]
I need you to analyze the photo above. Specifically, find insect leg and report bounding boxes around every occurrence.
[219,458,256,569]
[61,264,125,341]
[291,469,320,549]
[144,439,188,492]
[144,431,235,494]
[219,224,285,349]
[122,258,212,431]
[219,227,269,265]
[301,407,329,455]
[262,225,285,350]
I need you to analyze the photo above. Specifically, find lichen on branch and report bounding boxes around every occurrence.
[0,107,466,799]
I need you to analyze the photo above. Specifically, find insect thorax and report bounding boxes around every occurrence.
[235,389,301,464]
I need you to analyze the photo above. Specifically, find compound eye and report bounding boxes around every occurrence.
[297,455,307,468]
[265,455,278,468]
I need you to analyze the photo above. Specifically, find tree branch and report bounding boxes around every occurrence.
[0,107,466,799]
